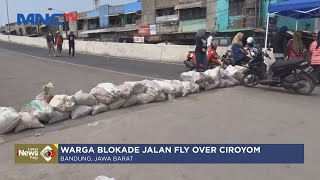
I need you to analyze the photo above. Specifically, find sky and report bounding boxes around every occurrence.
[0,0,137,26]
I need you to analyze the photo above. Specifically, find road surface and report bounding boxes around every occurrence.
[0,41,319,180]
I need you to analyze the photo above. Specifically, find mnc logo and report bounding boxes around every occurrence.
[17,13,78,26]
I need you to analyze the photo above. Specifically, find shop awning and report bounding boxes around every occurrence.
[174,1,206,10]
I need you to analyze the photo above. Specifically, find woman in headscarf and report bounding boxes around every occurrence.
[194,28,208,72]
[309,31,320,82]
[287,31,306,60]
[231,32,249,65]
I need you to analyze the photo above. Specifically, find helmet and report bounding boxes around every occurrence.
[247,37,254,44]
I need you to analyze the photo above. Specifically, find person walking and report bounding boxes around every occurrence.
[68,31,76,57]
[195,28,208,72]
[309,31,320,82]
[287,31,306,60]
[272,26,289,61]
[231,32,249,65]
[46,30,56,57]
[55,31,63,57]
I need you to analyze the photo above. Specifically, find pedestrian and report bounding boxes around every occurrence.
[68,31,76,57]
[272,26,289,61]
[287,31,306,60]
[195,28,208,72]
[309,31,320,82]
[55,31,63,57]
[46,30,56,57]
[207,31,216,49]
[231,32,249,65]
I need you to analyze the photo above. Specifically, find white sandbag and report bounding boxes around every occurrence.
[122,95,140,108]
[0,107,21,135]
[204,67,221,82]
[170,80,183,97]
[117,84,133,99]
[49,111,70,124]
[109,98,126,110]
[220,68,231,79]
[22,100,54,122]
[205,80,220,91]
[15,112,44,133]
[181,81,200,97]
[91,103,109,115]
[218,79,233,88]
[225,65,244,81]
[49,95,76,112]
[74,90,98,106]
[154,92,166,102]
[71,105,93,120]
[191,72,206,84]
[153,80,175,94]
[225,79,235,87]
[97,83,121,98]
[124,81,146,95]
[90,87,117,105]
[180,71,195,81]
[35,82,54,103]
[230,77,241,86]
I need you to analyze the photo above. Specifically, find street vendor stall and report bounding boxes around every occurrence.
[265,0,320,49]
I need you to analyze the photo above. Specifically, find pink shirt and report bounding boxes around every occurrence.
[309,41,320,65]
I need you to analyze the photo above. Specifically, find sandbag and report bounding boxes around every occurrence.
[180,71,195,81]
[71,105,93,120]
[153,80,175,94]
[225,65,245,81]
[137,82,160,104]
[122,95,140,108]
[90,87,117,105]
[192,72,206,84]
[91,103,109,115]
[109,98,126,110]
[74,90,98,106]
[154,92,166,102]
[49,111,70,124]
[205,80,220,91]
[181,81,200,97]
[220,68,231,79]
[204,67,221,82]
[22,100,54,122]
[35,82,54,103]
[230,77,241,86]
[117,84,133,99]
[15,112,44,133]
[49,95,76,112]
[0,107,21,135]
[97,83,121,98]
[124,81,146,95]
[218,79,234,88]
[170,80,183,97]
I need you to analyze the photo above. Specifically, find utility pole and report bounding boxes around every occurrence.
[5,0,10,41]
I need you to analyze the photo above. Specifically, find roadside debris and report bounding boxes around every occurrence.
[0,65,245,135]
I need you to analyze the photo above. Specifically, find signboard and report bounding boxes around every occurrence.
[149,24,157,35]
[138,25,149,36]
[134,36,145,43]
[148,35,161,42]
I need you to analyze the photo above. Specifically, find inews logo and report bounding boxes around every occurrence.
[15,144,58,164]
[17,13,78,26]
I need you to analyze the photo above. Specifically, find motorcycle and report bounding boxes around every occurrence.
[184,45,222,71]
[241,46,318,95]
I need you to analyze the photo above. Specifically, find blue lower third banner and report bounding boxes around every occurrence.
[15,144,304,164]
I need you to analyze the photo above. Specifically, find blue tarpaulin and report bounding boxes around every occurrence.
[268,0,320,19]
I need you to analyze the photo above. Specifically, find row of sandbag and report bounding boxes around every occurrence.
[180,65,246,91]
[0,80,200,135]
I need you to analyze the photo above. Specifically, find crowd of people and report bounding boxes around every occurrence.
[193,27,320,80]
[45,30,76,57]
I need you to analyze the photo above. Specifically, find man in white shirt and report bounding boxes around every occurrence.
[207,31,216,49]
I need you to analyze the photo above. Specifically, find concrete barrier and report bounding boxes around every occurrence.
[0,34,276,64]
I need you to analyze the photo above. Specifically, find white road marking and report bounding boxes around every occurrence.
[0,48,164,80]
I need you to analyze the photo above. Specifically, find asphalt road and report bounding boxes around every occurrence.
[0,41,319,180]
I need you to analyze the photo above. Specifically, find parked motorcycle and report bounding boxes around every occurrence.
[241,46,318,95]
[184,45,222,71]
